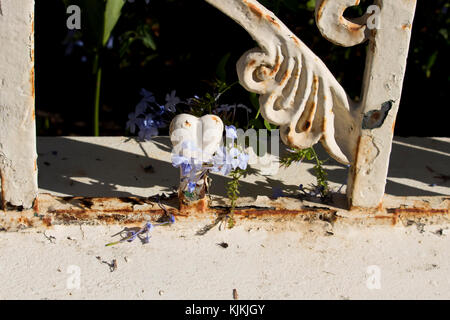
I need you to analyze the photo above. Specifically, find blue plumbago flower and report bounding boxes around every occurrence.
[172,154,189,167]
[135,101,148,116]
[164,90,181,113]
[126,112,142,134]
[181,162,192,176]
[187,181,196,193]
[128,89,178,141]
[228,147,240,169]
[138,126,158,141]
[136,114,167,141]
[140,89,156,103]
[210,144,249,175]
[225,125,238,140]
[238,152,250,170]
[171,155,195,176]
[143,222,153,244]
[141,115,157,128]
[272,187,284,199]
[170,126,250,197]
[211,146,233,176]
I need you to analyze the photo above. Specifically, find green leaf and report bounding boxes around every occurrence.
[103,0,126,46]
[424,51,438,78]
[264,119,278,131]
[78,0,105,48]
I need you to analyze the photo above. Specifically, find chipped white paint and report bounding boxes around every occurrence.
[0,0,37,208]
[205,0,417,208]
[315,0,369,47]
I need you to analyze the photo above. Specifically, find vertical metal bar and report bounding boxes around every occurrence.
[0,0,38,209]
[347,0,417,208]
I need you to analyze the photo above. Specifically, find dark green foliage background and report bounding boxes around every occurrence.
[35,0,449,136]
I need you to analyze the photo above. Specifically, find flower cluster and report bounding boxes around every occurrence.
[210,125,249,175]
[126,89,181,141]
[171,126,249,195]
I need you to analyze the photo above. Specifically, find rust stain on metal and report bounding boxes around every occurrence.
[374,214,398,226]
[338,15,364,34]
[316,0,327,21]
[30,66,35,99]
[302,100,317,133]
[313,75,319,93]
[280,70,290,84]
[244,0,263,19]
[180,197,209,214]
[402,23,412,30]
[388,208,450,215]
[42,216,52,227]
[1,193,449,231]
[350,201,383,213]
[32,197,39,212]
[203,207,339,221]
[270,55,281,76]
[266,14,280,28]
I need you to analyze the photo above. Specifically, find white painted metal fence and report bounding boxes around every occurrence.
[0,0,417,209]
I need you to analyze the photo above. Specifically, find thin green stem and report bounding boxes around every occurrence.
[310,146,321,169]
[93,53,102,136]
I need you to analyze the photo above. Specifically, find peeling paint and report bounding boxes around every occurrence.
[362,100,394,130]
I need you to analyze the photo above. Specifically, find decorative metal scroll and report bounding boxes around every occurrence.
[205,0,417,208]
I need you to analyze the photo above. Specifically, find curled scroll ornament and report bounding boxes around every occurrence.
[205,0,372,165]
